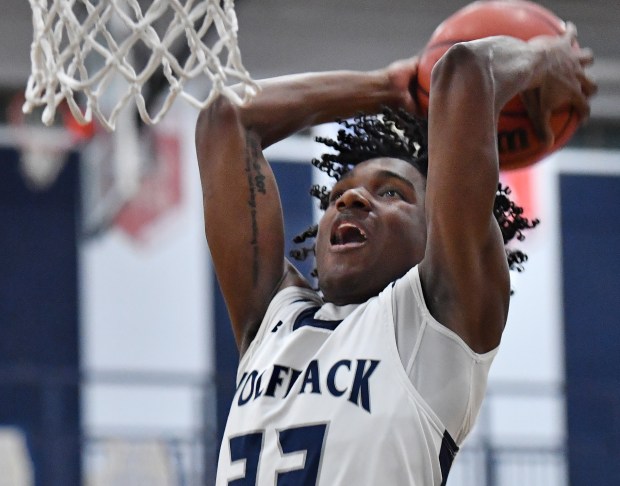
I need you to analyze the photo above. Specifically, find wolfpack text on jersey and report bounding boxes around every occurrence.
[216,265,497,485]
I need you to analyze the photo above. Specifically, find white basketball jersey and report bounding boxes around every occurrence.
[216,265,497,485]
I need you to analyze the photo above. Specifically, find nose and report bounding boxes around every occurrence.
[336,188,371,212]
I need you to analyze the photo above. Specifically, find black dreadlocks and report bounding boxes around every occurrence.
[290,107,539,275]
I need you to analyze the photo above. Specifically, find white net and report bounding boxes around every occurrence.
[23,0,258,131]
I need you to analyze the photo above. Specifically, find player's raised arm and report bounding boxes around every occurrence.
[195,62,419,354]
[418,26,596,353]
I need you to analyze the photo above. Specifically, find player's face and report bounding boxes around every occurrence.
[315,157,427,305]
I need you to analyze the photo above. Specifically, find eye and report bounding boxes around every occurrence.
[379,188,403,199]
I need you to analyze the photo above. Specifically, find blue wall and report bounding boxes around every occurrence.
[0,150,81,486]
[561,173,620,485]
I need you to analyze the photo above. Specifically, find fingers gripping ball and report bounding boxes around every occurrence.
[416,0,580,170]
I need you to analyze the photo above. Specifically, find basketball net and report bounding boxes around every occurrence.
[23,0,258,131]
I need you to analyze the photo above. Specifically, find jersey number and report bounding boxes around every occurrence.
[228,423,328,486]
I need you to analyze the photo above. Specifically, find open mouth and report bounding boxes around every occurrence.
[330,222,367,246]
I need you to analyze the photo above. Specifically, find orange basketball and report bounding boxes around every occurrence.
[416,0,580,171]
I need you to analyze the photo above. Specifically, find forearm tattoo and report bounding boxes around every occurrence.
[244,132,266,285]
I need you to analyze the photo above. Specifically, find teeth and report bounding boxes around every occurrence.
[332,223,366,245]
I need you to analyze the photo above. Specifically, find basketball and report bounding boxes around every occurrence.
[415,0,580,170]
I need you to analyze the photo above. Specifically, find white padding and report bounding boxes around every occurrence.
[0,427,34,486]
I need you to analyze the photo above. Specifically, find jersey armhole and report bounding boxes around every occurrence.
[389,266,499,443]
[406,266,499,361]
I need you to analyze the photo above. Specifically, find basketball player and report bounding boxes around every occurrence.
[196,24,596,485]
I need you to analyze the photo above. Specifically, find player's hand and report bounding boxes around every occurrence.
[385,56,420,115]
[521,22,597,146]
